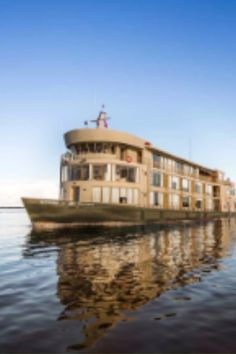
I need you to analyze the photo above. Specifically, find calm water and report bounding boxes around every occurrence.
[2,211,236,353]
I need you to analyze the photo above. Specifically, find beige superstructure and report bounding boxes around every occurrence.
[60,109,236,214]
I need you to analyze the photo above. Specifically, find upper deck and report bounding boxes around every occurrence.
[63,107,235,187]
[64,128,145,151]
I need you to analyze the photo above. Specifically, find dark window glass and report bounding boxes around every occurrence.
[116,166,136,183]
[182,196,190,208]
[195,200,202,208]
[153,192,159,206]
[93,165,107,180]
[152,172,161,186]
[153,153,161,168]
[71,165,89,181]
[176,162,183,171]
[195,184,201,193]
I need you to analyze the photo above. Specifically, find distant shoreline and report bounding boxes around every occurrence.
[0,206,24,209]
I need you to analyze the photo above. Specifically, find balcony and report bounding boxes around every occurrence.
[199,174,214,183]
[61,152,115,162]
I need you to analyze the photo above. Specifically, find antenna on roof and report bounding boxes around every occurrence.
[87,104,111,128]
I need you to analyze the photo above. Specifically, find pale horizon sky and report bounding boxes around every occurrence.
[1,0,236,206]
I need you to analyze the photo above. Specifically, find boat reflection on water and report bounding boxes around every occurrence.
[25,219,236,351]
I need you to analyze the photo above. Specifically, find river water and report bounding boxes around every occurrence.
[1,210,236,353]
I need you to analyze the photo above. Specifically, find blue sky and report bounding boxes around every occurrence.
[0,0,236,205]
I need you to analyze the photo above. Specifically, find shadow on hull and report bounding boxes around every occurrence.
[22,197,235,234]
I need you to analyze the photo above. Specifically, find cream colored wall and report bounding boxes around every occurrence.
[61,128,235,212]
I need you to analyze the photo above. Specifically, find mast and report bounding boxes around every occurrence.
[86,105,110,128]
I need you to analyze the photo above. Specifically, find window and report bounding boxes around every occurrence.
[111,187,139,204]
[150,192,163,207]
[152,172,162,187]
[194,168,199,176]
[93,165,107,180]
[169,194,180,209]
[167,159,173,170]
[116,165,137,183]
[183,165,191,175]
[95,143,102,153]
[92,187,101,202]
[76,143,116,154]
[61,165,69,182]
[71,165,89,181]
[195,199,202,209]
[119,188,127,203]
[206,198,213,210]
[195,183,202,194]
[176,162,183,172]
[102,187,110,203]
[102,143,115,154]
[182,196,190,208]
[182,179,190,192]
[112,188,119,203]
[80,143,89,153]
[153,153,162,168]
[88,143,95,153]
[133,189,139,204]
[169,176,179,190]
[206,185,213,195]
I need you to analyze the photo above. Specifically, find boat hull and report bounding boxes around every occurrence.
[22,198,234,233]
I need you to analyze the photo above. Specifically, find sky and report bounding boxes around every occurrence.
[0,0,236,205]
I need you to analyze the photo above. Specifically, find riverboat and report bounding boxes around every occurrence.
[23,107,236,232]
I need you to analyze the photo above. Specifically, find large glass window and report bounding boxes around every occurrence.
[116,165,137,183]
[61,165,69,182]
[169,176,179,190]
[93,165,107,180]
[150,191,163,207]
[152,172,162,187]
[206,185,213,195]
[195,183,202,194]
[71,165,89,181]
[111,187,139,204]
[153,153,162,168]
[195,199,202,209]
[230,188,236,196]
[183,165,191,175]
[206,198,213,210]
[182,196,191,208]
[169,194,180,209]
[167,159,173,170]
[76,143,116,154]
[182,179,190,192]
[176,162,183,172]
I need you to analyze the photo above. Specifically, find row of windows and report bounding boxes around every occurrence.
[92,187,139,205]
[72,143,116,155]
[62,164,216,195]
[150,192,214,210]
[71,143,142,163]
[227,188,236,196]
[151,172,213,194]
[62,164,139,184]
[153,153,199,176]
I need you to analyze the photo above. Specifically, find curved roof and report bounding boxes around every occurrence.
[64,128,145,150]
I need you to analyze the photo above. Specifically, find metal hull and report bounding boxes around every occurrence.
[22,198,233,233]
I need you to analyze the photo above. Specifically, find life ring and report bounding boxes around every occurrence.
[126,155,132,163]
